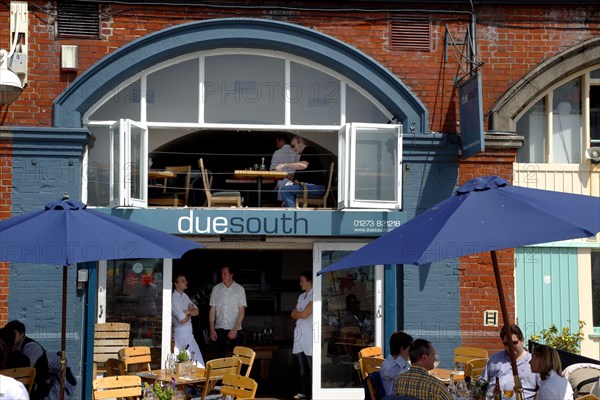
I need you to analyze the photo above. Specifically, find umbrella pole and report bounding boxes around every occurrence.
[60,266,67,400]
[490,250,523,400]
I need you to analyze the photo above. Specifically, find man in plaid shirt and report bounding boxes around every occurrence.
[394,339,452,400]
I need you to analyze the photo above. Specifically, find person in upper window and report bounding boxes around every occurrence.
[275,135,325,207]
[270,134,300,202]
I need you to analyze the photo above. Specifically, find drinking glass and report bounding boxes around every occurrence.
[502,384,515,399]
[433,352,440,369]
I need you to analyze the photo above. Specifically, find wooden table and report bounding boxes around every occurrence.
[232,170,287,207]
[148,170,176,179]
[430,368,464,383]
[136,367,209,387]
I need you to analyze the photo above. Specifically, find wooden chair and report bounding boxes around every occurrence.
[0,367,36,394]
[453,346,488,371]
[577,395,600,400]
[359,346,384,360]
[233,346,256,377]
[93,322,130,377]
[219,373,258,399]
[200,357,242,400]
[148,165,192,206]
[103,358,126,376]
[92,375,142,400]
[295,161,335,208]
[465,357,488,380]
[199,158,242,207]
[360,356,384,400]
[118,346,152,373]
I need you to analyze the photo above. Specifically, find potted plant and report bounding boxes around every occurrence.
[175,344,190,374]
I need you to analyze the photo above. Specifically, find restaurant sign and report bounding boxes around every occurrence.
[97,208,407,237]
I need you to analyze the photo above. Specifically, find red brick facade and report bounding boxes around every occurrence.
[0,1,596,350]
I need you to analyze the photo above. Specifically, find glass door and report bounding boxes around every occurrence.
[97,258,173,369]
[313,242,383,400]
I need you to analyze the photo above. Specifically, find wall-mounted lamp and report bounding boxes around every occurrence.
[0,49,22,105]
[77,268,89,290]
[585,147,600,164]
[61,45,78,71]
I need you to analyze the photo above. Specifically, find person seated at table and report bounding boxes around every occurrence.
[0,340,30,399]
[393,338,453,400]
[0,326,30,368]
[529,344,573,400]
[480,324,540,399]
[270,134,300,202]
[380,331,413,396]
[276,135,325,207]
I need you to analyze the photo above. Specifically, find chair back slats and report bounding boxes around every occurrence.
[103,358,126,376]
[118,346,152,373]
[465,357,488,380]
[0,367,36,393]
[359,346,384,360]
[296,162,335,208]
[220,373,258,399]
[453,347,489,371]
[201,357,242,400]
[92,375,142,400]
[199,158,242,207]
[233,346,256,378]
[93,322,130,376]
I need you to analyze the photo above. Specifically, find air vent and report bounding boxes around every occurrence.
[56,2,101,38]
[390,15,431,51]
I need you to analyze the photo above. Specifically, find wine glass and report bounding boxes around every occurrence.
[503,383,515,399]
[433,352,440,369]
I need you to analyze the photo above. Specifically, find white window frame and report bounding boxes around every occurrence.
[109,118,148,207]
[339,123,403,209]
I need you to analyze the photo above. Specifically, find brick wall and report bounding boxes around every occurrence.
[1,2,599,133]
[458,143,520,354]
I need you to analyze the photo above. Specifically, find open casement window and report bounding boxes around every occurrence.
[109,119,148,207]
[338,123,403,209]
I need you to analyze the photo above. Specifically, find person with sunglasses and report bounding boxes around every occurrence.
[480,324,541,399]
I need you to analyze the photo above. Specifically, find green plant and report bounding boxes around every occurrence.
[153,379,176,400]
[530,321,585,354]
[176,344,190,363]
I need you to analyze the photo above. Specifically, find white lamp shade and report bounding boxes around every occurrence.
[0,68,23,105]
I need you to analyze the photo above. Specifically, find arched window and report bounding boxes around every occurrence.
[515,67,600,164]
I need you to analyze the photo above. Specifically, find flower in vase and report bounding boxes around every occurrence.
[176,344,190,363]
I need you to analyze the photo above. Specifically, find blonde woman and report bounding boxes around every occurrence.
[529,345,573,400]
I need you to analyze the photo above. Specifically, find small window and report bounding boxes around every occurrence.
[56,2,101,39]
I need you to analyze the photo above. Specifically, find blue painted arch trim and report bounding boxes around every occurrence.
[53,18,428,132]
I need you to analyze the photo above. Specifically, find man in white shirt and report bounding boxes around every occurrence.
[172,273,205,367]
[270,134,300,201]
[209,265,247,358]
[380,331,413,395]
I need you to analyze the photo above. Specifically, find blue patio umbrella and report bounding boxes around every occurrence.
[0,195,203,400]
[317,176,600,398]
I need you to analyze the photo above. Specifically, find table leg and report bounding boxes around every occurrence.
[256,178,262,207]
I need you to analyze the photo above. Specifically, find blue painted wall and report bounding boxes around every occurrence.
[8,127,89,398]
[391,134,460,367]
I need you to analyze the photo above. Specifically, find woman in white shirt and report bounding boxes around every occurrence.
[291,271,313,400]
[529,344,573,400]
